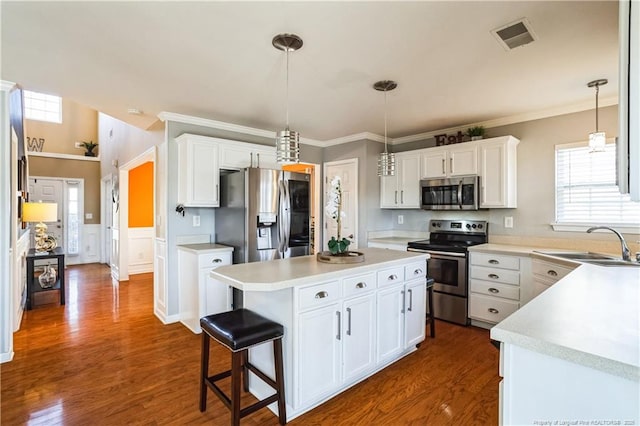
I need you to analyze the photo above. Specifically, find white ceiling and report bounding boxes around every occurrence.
[1,1,620,143]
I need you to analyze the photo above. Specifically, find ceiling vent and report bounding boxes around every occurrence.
[492,18,537,51]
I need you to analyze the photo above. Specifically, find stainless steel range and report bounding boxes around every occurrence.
[407,219,488,325]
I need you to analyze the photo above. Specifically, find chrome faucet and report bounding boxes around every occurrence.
[586,226,631,261]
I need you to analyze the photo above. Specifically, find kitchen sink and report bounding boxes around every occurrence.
[580,259,640,267]
[534,251,617,260]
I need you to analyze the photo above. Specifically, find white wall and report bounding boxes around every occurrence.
[128,227,154,274]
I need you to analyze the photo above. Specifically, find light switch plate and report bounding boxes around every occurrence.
[85,213,93,219]
[193,215,200,227]
[504,216,513,228]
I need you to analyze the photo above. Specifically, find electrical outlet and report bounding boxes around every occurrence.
[504,216,513,228]
[75,142,83,149]
[85,213,93,219]
[193,215,200,227]
[398,215,404,225]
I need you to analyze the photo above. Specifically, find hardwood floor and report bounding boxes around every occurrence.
[1,264,500,425]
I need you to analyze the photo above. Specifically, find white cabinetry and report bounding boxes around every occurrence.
[176,134,220,207]
[219,140,278,170]
[380,152,420,208]
[177,245,233,333]
[479,136,519,208]
[421,144,478,178]
[531,258,576,298]
[469,252,521,326]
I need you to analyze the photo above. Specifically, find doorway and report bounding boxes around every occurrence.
[281,162,321,254]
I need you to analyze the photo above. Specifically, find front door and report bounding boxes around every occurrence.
[323,159,358,250]
[28,177,64,249]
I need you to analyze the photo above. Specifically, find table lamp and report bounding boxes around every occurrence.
[22,202,58,254]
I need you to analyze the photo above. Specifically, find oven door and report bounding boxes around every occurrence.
[424,250,467,297]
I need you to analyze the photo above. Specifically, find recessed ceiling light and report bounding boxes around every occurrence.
[127,108,142,115]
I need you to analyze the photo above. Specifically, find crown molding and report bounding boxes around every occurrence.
[157,111,324,147]
[391,96,619,145]
[322,132,385,147]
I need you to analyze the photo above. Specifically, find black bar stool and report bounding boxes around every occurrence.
[199,309,286,425]
[426,277,435,338]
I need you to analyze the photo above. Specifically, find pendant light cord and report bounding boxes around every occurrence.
[285,47,290,130]
[595,84,599,132]
[384,89,388,153]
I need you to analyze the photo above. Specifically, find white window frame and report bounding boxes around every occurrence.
[64,180,84,256]
[551,139,640,233]
[23,90,62,123]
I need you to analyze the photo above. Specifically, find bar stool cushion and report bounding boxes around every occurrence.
[201,309,284,351]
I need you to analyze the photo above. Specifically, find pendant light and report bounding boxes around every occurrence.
[374,80,397,176]
[273,33,303,164]
[587,78,608,153]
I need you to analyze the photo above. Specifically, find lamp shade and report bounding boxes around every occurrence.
[23,202,58,223]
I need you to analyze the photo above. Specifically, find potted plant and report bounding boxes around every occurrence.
[466,126,486,141]
[80,141,98,157]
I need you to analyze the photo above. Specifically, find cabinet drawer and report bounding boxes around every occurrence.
[343,273,376,298]
[198,251,233,269]
[404,261,427,281]
[298,281,341,311]
[470,253,520,270]
[532,260,575,282]
[470,279,519,301]
[470,266,519,286]
[377,267,404,287]
[469,293,519,324]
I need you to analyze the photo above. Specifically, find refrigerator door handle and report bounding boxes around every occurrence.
[277,180,286,253]
[282,179,291,252]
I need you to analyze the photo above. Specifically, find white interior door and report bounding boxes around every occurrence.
[102,175,113,265]
[323,159,358,250]
[29,177,64,249]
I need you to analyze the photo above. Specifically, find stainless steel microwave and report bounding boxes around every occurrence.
[420,176,479,210]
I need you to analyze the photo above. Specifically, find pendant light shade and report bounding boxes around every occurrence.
[374,80,397,176]
[587,78,608,153]
[273,33,302,164]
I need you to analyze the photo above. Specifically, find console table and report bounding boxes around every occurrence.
[26,247,65,310]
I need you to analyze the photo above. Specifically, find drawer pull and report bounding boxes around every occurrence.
[315,291,329,299]
[355,282,367,289]
[488,274,500,279]
[488,308,499,314]
[212,258,223,264]
[488,287,499,294]
[388,274,398,281]
[414,268,423,275]
[547,270,558,277]
[488,259,500,265]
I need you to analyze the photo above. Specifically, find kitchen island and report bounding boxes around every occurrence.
[210,248,429,421]
[490,262,640,424]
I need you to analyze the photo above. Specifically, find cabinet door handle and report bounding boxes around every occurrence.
[441,158,445,175]
[414,268,423,275]
[336,311,341,340]
[215,184,219,202]
[401,190,404,204]
[401,290,406,313]
[395,190,398,204]
[408,289,413,312]
[388,274,398,281]
[250,152,254,168]
[256,153,260,168]
[346,307,352,336]
[488,259,500,265]
[315,291,328,299]
[450,157,453,174]
[355,282,367,289]
[488,308,499,314]
[547,270,558,277]
[488,274,499,279]
[488,287,499,294]
[212,258,222,264]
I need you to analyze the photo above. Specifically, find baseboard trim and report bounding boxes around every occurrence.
[0,350,14,364]
[154,308,180,325]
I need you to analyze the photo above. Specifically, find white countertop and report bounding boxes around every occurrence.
[176,243,234,254]
[491,263,640,381]
[210,247,428,292]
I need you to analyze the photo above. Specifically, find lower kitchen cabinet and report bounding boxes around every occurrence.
[342,293,376,382]
[177,244,233,333]
[531,258,576,298]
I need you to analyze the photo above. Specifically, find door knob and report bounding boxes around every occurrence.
[348,234,354,239]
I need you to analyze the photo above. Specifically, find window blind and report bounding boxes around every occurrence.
[555,143,640,224]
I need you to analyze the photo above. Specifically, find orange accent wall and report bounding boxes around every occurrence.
[128,162,154,227]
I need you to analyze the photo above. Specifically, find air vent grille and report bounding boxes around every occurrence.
[492,18,537,51]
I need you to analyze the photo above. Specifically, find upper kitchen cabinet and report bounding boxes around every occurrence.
[479,136,519,208]
[176,134,220,207]
[380,152,420,209]
[219,140,278,170]
[421,144,478,179]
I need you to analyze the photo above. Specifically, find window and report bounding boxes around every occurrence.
[555,142,640,228]
[66,182,80,255]
[24,90,62,123]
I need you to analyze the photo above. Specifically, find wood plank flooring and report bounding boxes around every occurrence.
[1,264,500,425]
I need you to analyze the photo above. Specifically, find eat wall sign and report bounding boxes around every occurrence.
[434,131,464,146]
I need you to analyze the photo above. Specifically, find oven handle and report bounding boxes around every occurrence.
[407,248,467,258]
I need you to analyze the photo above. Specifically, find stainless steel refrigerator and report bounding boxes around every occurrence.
[215,168,311,266]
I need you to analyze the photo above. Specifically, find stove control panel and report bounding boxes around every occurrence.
[429,219,488,235]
